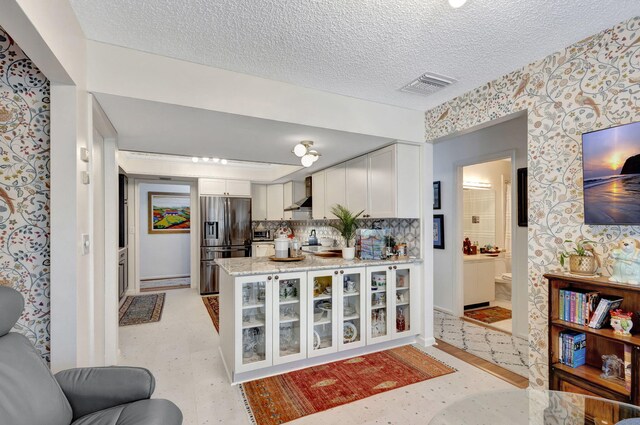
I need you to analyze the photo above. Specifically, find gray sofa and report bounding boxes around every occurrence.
[0,286,182,425]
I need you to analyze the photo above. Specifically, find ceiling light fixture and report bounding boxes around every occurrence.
[220,159,228,165]
[202,157,209,162]
[191,157,198,163]
[292,141,320,167]
[212,157,220,163]
[448,0,468,8]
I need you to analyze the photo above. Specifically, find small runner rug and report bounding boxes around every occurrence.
[119,293,165,326]
[464,306,512,324]
[240,345,455,425]
[202,295,219,333]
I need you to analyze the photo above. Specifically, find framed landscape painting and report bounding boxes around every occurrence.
[148,192,191,234]
[433,214,445,249]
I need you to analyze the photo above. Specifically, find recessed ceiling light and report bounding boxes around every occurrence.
[220,159,228,165]
[448,0,467,8]
[212,157,220,163]
[191,157,198,163]
[202,157,209,162]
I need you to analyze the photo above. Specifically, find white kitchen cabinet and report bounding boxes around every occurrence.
[199,178,251,197]
[308,267,367,357]
[463,258,496,306]
[282,181,305,220]
[266,184,284,221]
[366,263,419,343]
[368,147,396,218]
[312,171,326,220]
[324,164,346,216]
[235,275,273,373]
[251,184,268,221]
[345,155,368,216]
[272,272,308,365]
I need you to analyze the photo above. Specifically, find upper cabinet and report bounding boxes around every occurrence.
[251,184,268,221]
[266,184,284,221]
[283,181,304,220]
[345,155,368,216]
[199,178,251,197]
[314,144,420,220]
[312,171,327,220]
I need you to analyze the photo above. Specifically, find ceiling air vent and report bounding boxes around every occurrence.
[400,72,457,96]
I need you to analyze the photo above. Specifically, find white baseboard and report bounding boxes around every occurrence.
[416,336,436,347]
[140,274,190,281]
[434,306,454,315]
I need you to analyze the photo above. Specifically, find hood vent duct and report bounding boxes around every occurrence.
[400,72,457,96]
[284,176,312,211]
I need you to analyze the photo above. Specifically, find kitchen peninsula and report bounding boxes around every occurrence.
[217,255,422,384]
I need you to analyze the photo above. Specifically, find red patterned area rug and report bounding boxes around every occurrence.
[464,306,512,324]
[119,293,165,326]
[202,295,219,333]
[240,345,456,425]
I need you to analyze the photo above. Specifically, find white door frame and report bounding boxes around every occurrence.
[453,149,521,335]
[91,96,119,366]
[130,178,198,295]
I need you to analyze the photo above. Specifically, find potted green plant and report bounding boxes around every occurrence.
[559,238,600,275]
[329,204,364,260]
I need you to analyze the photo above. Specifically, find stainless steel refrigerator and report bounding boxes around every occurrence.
[200,196,251,294]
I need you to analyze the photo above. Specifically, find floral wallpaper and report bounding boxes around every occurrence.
[426,17,640,388]
[0,27,51,362]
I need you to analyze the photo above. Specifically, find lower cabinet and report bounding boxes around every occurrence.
[230,264,417,377]
[463,259,495,306]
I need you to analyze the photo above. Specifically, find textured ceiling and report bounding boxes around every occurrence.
[70,1,640,110]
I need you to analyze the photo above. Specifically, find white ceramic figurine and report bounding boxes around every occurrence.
[609,238,640,285]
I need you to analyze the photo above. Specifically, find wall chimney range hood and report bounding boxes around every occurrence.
[284,176,312,211]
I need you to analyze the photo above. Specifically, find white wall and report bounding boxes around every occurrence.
[86,41,424,143]
[139,183,191,280]
[433,113,528,337]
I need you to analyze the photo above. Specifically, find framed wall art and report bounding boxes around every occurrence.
[148,192,191,234]
[433,214,445,249]
[433,181,441,210]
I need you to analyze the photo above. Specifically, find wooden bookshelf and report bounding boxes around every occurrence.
[545,273,640,405]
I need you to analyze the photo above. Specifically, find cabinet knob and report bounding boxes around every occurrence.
[388,266,392,270]
[334,270,339,275]
[340,270,344,274]
[393,266,397,270]
[274,275,279,280]
[267,276,272,280]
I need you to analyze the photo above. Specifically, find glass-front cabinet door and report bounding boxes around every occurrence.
[272,272,307,365]
[235,274,272,373]
[338,268,366,351]
[366,265,392,343]
[307,270,338,357]
[391,264,414,338]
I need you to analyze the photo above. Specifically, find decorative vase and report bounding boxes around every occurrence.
[610,309,634,336]
[569,254,598,275]
[342,247,355,260]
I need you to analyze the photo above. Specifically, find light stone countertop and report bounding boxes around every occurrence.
[216,255,422,276]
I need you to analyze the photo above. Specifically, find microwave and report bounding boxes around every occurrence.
[252,229,272,241]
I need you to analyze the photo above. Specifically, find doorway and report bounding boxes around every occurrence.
[136,181,193,293]
[461,158,514,334]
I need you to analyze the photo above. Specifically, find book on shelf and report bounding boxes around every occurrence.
[624,344,632,392]
[559,288,599,325]
[558,330,586,368]
[588,296,624,329]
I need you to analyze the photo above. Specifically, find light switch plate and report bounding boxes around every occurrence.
[81,171,90,185]
[80,147,90,163]
[81,233,90,255]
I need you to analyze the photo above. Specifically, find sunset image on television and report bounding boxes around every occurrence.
[582,121,640,224]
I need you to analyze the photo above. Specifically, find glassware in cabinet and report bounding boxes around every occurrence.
[394,266,411,334]
[236,276,272,371]
[366,266,392,343]
[273,272,307,364]
[339,268,366,350]
[308,270,338,357]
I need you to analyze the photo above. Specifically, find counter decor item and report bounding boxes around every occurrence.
[609,238,640,284]
[558,238,600,276]
[274,236,290,259]
[610,309,634,336]
[356,228,388,259]
[269,255,305,262]
[329,204,364,260]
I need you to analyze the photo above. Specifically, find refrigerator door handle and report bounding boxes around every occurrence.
[224,198,232,246]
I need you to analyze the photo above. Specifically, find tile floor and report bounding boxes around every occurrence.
[434,309,528,378]
[119,288,518,425]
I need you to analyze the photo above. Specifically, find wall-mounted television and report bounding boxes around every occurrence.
[582,121,640,225]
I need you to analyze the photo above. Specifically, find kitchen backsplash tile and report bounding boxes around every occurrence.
[253,218,420,257]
